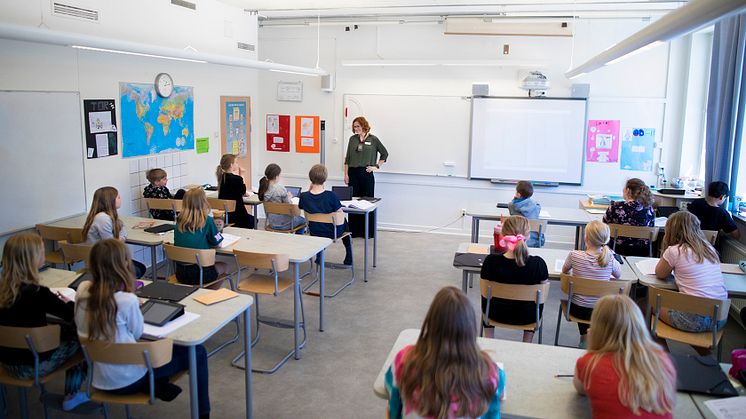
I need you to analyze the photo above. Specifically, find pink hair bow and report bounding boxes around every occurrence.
[499,234,525,250]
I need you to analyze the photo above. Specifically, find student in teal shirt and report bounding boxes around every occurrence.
[173,188,228,288]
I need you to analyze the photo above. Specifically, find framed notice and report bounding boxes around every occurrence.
[277,81,303,102]
[220,96,251,187]
[83,99,118,159]
[294,115,320,153]
[266,114,290,152]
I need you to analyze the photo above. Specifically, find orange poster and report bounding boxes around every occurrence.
[294,115,320,153]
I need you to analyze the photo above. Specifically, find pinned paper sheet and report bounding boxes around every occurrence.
[196,137,209,154]
[143,311,200,338]
[95,133,109,157]
[554,259,565,273]
[89,111,112,134]
[703,397,746,419]
[467,244,490,255]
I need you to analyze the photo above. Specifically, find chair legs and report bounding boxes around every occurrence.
[554,307,563,346]
[303,252,355,298]
[17,388,28,419]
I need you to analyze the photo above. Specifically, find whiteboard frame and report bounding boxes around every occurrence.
[467,96,589,186]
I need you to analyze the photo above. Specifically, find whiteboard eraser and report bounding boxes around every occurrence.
[443,161,455,167]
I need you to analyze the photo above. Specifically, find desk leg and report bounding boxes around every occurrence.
[293,263,301,360]
[470,217,477,243]
[319,250,325,332]
[373,208,377,268]
[364,210,369,282]
[253,204,259,229]
[150,246,158,281]
[188,345,198,419]
[243,308,252,419]
[461,271,469,294]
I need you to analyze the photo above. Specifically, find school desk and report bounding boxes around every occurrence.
[39,267,82,288]
[49,215,173,280]
[205,190,261,229]
[218,227,332,358]
[38,274,255,419]
[453,244,638,294]
[373,329,703,419]
[626,256,746,298]
[340,199,380,282]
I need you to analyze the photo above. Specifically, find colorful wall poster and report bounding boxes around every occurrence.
[120,83,194,158]
[621,128,655,171]
[266,114,290,152]
[220,96,251,188]
[196,137,209,154]
[294,115,320,153]
[83,99,118,159]
[586,120,620,163]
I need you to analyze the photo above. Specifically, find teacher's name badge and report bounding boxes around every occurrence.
[365,142,371,145]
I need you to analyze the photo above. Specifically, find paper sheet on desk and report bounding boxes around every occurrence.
[635,258,660,275]
[703,397,746,419]
[554,259,565,273]
[341,200,375,210]
[218,233,241,248]
[143,311,199,338]
[586,208,606,215]
[291,197,299,205]
[51,288,76,301]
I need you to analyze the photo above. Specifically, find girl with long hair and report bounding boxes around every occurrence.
[0,233,88,411]
[174,188,228,288]
[82,186,146,278]
[562,220,622,347]
[574,294,676,418]
[655,211,727,333]
[385,287,504,419]
[602,178,656,256]
[216,154,254,229]
[480,215,549,342]
[75,239,211,419]
[257,163,305,233]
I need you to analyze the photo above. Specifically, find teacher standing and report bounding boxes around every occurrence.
[344,116,388,238]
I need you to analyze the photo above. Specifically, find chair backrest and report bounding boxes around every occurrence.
[304,211,346,226]
[35,224,84,243]
[263,201,301,217]
[559,274,631,297]
[608,224,659,241]
[702,230,718,245]
[479,279,550,304]
[144,198,179,212]
[207,198,236,213]
[233,250,290,272]
[59,242,93,266]
[80,338,174,369]
[528,219,548,235]
[163,243,216,267]
[0,325,60,353]
[647,287,730,321]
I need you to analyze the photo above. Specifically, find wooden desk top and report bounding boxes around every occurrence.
[466,205,594,226]
[39,268,83,288]
[49,215,173,246]
[219,227,332,263]
[626,256,746,297]
[373,329,702,419]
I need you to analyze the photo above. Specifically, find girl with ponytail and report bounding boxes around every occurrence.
[480,215,549,342]
[258,164,306,234]
[216,154,254,229]
[562,220,622,347]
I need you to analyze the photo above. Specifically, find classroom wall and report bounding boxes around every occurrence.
[255,19,697,242]
[0,1,259,261]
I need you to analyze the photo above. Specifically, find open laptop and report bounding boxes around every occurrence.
[286,186,301,198]
[332,186,353,201]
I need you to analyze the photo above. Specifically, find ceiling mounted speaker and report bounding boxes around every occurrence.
[321,74,334,92]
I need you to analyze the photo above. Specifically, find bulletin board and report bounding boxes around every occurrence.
[83,99,118,158]
[294,115,320,153]
[220,96,251,187]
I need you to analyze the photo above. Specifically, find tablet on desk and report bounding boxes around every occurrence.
[136,281,197,302]
[141,300,185,327]
[286,186,301,198]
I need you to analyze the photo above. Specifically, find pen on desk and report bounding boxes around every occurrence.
[554,374,574,378]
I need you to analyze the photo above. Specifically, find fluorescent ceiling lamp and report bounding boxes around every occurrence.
[565,0,746,79]
[604,40,664,66]
[0,22,326,76]
[342,59,545,68]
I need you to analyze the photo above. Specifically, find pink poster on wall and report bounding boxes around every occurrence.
[586,120,620,163]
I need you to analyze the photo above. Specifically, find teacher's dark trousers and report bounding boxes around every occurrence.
[347,166,375,238]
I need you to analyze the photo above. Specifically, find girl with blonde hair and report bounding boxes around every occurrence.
[655,211,727,333]
[562,220,622,347]
[174,188,228,288]
[480,215,548,342]
[385,287,504,419]
[215,153,254,229]
[75,239,211,418]
[574,294,676,418]
[0,233,88,411]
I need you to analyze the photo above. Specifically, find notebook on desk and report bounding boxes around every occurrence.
[286,186,301,198]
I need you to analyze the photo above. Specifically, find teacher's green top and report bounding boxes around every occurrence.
[344,133,389,168]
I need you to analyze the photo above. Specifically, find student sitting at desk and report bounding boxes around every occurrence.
[508,180,544,247]
[480,215,548,343]
[299,164,352,265]
[385,287,504,419]
[575,295,676,419]
[216,154,254,229]
[603,178,655,257]
[82,186,146,278]
[687,181,741,240]
[562,220,622,349]
[75,239,211,419]
[258,163,305,234]
[143,168,185,221]
[0,233,88,411]
[655,211,727,333]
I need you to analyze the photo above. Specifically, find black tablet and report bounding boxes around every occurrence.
[144,224,175,234]
[141,300,185,327]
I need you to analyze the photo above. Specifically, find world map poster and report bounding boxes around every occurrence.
[119,82,194,157]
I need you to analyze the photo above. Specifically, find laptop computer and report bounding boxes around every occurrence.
[286,186,301,198]
[332,186,353,201]
[135,281,198,303]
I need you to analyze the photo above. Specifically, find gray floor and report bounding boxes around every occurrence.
[3,230,745,418]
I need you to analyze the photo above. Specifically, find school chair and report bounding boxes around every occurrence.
[207,198,236,226]
[553,274,631,346]
[35,224,85,267]
[143,198,181,221]
[528,219,549,248]
[0,325,85,419]
[162,244,238,357]
[659,229,718,256]
[607,224,660,257]
[479,279,551,344]
[647,287,730,361]
[79,338,182,419]
[262,202,307,234]
[231,250,305,374]
[302,211,355,298]
[59,242,93,272]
